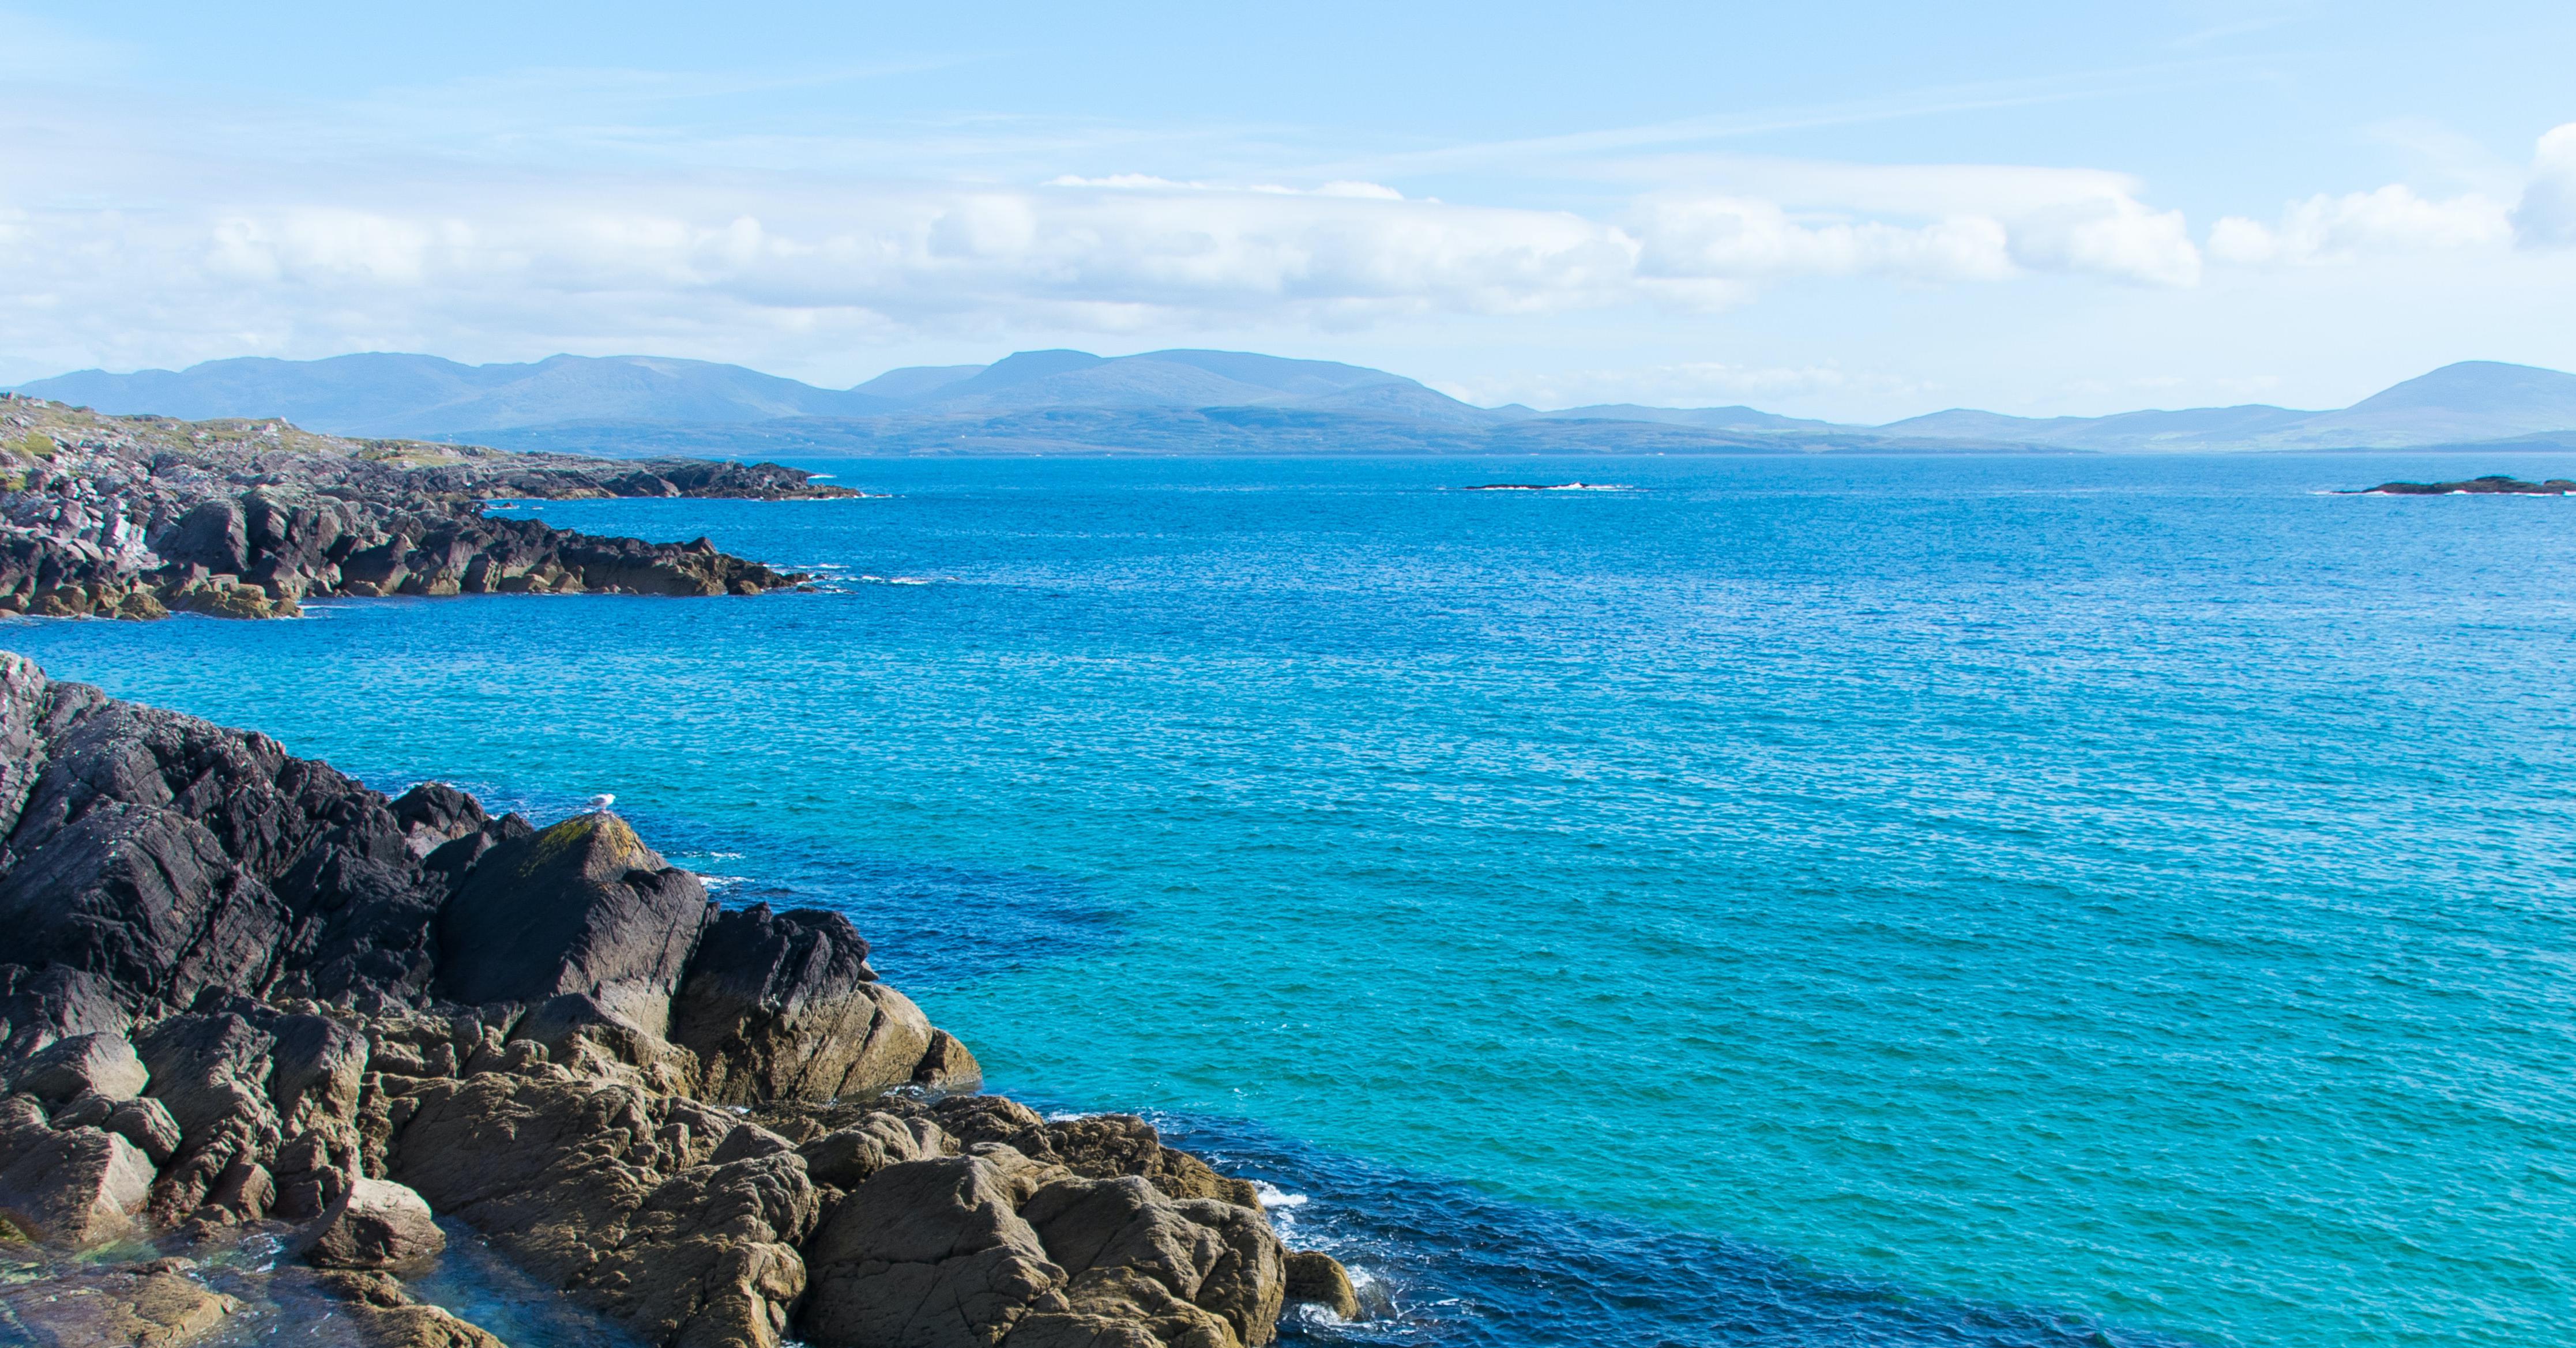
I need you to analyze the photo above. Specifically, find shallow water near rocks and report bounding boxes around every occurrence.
[8,453,2576,1347]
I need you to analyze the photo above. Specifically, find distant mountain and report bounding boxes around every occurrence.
[1881,362,2576,451]
[13,351,2574,457]
[13,352,898,438]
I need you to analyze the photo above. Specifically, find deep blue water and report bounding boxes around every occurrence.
[8,453,2576,1347]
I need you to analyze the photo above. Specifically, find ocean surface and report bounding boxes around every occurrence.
[7,452,2574,1348]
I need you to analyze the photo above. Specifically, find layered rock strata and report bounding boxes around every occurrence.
[0,654,1348,1347]
[0,395,853,620]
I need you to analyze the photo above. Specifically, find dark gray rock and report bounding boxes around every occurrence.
[437,813,712,1026]
[670,903,935,1104]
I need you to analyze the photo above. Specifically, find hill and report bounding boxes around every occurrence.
[16,352,2576,456]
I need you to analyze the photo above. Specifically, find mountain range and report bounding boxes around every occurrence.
[15,350,2576,457]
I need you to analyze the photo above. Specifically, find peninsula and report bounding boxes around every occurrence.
[0,394,851,621]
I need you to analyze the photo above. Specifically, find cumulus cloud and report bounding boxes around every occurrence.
[2513,122,2576,248]
[0,163,2232,374]
[2208,185,2511,266]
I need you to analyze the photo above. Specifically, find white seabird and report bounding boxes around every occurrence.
[586,793,616,813]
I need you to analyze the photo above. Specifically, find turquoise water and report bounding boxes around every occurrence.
[8,454,2575,1347]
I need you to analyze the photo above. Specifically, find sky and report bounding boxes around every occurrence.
[3,1,2573,422]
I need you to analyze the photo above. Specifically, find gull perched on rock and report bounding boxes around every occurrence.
[586,793,615,814]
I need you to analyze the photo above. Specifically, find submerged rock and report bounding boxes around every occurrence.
[0,1257,242,1346]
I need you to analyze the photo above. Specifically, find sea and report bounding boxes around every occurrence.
[7,451,2573,1348]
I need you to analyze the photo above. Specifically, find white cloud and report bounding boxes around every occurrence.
[2209,185,2511,266]
[2513,122,2576,248]
[1,161,2234,376]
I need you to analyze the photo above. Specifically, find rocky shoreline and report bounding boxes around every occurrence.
[0,654,1353,1346]
[0,395,856,620]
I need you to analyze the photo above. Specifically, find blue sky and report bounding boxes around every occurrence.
[3,1,2573,420]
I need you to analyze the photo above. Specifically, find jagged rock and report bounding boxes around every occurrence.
[798,1154,1072,1348]
[0,1257,241,1346]
[0,963,131,1059]
[0,657,447,1021]
[0,1097,157,1247]
[10,1030,148,1102]
[437,814,712,1029]
[269,1012,370,1132]
[303,1176,446,1269]
[307,1269,507,1348]
[391,1072,819,1348]
[0,657,1291,1348]
[670,903,935,1104]
[932,1099,1262,1211]
[506,992,701,1095]
[1283,1251,1361,1320]
[107,1095,182,1164]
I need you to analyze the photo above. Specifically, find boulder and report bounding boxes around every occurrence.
[437,813,712,1027]
[1020,1176,1287,1347]
[798,1154,1071,1348]
[10,1030,148,1103]
[303,1176,446,1269]
[390,1072,819,1348]
[0,1258,241,1346]
[1283,1251,1361,1320]
[670,903,932,1104]
[0,1104,157,1247]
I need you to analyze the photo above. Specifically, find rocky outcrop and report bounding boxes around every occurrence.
[0,395,848,620]
[671,902,954,1104]
[438,813,712,1028]
[0,656,1303,1348]
[2363,473,2576,494]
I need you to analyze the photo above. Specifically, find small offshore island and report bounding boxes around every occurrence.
[2360,473,2576,495]
[0,401,1360,1346]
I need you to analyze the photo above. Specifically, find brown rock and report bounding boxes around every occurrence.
[1283,1250,1361,1320]
[0,1110,157,1247]
[303,1176,446,1269]
[798,1154,1070,1348]
[390,1072,819,1348]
